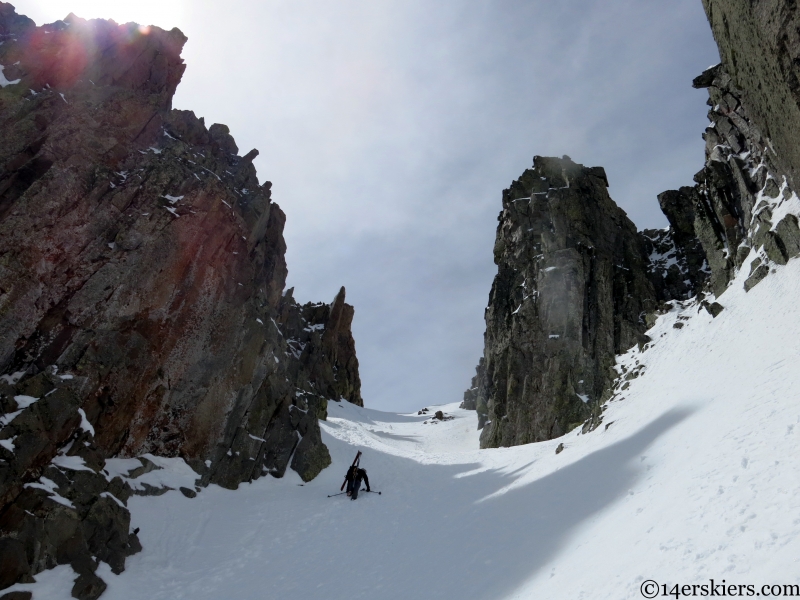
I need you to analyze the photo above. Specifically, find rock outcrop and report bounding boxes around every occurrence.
[641,187,709,302]
[0,4,361,594]
[465,0,800,450]
[641,61,800,300]
[474,156,658,448]
[672,0,800,296]
[702,0,800,197]
[459,358,484,411]
[642,0,800,299]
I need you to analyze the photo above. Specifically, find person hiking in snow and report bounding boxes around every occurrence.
[341,451,370,499]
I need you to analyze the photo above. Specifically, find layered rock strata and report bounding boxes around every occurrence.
[0,5,361,595]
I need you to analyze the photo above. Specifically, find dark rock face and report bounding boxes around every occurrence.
[278,287,363,410]
[459,358,484,412]
[465,0,800,450]
[0,4,361,593]
[657,58,800,297]
[474,156,657,449]
[645,0,800,299]
[682,0,800,294]
[641,187,709,301]
[1,592,33,600]
[702,0,800,195]
[275,286,362,483]
[0,384,142,593]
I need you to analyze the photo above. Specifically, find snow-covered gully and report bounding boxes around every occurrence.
[8,260,800,600]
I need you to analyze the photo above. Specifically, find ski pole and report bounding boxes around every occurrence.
[362,490,381,495]
[327,491,348,498]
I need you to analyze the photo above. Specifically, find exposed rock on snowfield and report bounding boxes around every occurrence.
[465,0,800,449]
[0,3,361,592]
[473,156,658,448]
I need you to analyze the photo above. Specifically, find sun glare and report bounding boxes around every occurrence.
[17,0,187,30]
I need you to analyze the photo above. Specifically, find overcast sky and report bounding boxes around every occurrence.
[15,1,720,413]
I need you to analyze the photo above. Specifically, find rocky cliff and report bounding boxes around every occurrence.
[473,156,658,448]
[0,5,361,597]
[466,0,800,450]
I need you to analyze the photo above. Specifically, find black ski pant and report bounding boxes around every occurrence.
[350,474,363,499]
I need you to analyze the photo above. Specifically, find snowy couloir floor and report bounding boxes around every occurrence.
[8,255,800,600]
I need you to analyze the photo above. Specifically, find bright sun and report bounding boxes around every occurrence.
[13,0,188,30]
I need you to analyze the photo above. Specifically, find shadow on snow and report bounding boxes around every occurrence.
[275,408,692,600]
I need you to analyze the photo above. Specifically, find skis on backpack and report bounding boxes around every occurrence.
[340,451,362,492]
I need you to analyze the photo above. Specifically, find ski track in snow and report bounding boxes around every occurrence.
[8,260,800,599]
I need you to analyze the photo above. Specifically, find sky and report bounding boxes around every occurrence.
[13,0,721,413]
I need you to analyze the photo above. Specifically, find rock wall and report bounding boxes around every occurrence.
[459,358,483,411]
[466,0,800,451]
[671,0,800,296]
[651,0,800,298]
[474,156,658,449]
[659,62,800,298]
[0,5,361,595]
[641,187,709,302]
[702,0,800,196]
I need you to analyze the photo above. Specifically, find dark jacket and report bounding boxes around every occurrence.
[345,466,370,491]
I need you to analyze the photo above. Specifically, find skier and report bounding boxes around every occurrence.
[341,451,371,500]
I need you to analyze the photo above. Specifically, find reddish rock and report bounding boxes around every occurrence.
[0,3,361,592]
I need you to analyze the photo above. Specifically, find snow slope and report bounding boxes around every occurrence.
[7,257,800,599]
